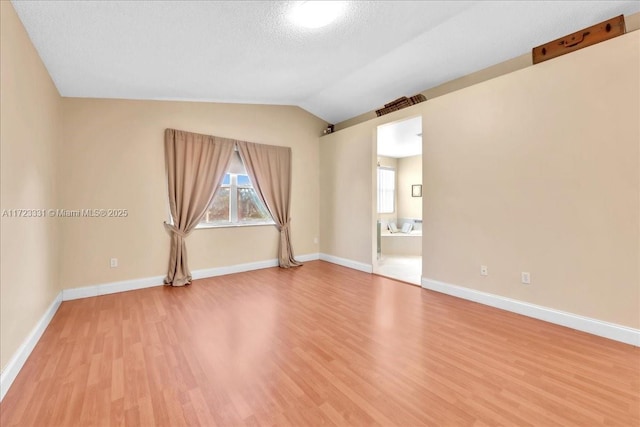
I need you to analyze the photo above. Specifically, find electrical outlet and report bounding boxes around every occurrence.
[480,265,488,276]
[521,272,531,284]
[313,237,319,244]
[110,258,118,268]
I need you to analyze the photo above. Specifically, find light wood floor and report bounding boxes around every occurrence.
[1,261,638,426]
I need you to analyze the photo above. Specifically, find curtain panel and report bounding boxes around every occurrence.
[237,141,301,268]
[164,128,235,286]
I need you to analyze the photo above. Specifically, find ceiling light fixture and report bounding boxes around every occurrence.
[288,1,346,29]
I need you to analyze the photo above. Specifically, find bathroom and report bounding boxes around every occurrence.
[375,116,422,285]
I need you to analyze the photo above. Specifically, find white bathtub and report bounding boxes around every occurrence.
[380,229,422,256]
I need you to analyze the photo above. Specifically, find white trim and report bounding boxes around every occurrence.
[319,253,373,273]
[191,253,320,279]
[62,253,322,301]
[1,292,62,401]
[191,260,278,280]
[421,277,640,347]
[62,275,165,301]
[296,253,320,262]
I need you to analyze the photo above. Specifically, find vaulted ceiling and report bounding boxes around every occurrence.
[11,1,640,124]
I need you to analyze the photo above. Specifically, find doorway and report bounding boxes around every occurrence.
[374,116,422,285]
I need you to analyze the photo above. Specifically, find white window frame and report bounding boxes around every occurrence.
[196,172,274,229]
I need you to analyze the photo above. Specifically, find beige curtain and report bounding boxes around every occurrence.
[237,141,301,268]
[164,128,235,286]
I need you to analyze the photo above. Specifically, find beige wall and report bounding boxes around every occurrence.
[0,2,62,369]
[59,99,325,289]
[320,32,639,328]
[377,156,397,170]
[397,155,422,220]
[320,124,376,265]
[423,31,639,328]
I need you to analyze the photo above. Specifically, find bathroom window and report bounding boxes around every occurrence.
[377,167,395,213]
[198,152,273,228]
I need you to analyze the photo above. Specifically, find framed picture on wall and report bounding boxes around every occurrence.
[412,184,422,197]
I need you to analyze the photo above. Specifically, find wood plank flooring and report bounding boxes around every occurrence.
[1,260,638,426]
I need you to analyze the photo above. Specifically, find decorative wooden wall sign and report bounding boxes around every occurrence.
[376,94,426,117]
[532,15,626,64]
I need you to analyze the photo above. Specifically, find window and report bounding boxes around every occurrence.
[377,167,395,213]
[199,153,273,228]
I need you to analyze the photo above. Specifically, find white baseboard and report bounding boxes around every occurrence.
[191,252,319,279]
[296,253,320,262]
[63,253,321,301]
[62,275,165,301]
[0,292,62,401]
[319,253,373,273]
[422,277,640,347]
[191,260,279,280]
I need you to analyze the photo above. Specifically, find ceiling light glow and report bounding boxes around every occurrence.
[288,1,346,29]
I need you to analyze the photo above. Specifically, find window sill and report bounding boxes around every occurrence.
[195,221,275,230]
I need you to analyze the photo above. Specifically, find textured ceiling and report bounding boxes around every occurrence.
[11,1,640,124]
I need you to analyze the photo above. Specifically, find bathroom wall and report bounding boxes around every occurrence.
[397,155,422,228]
